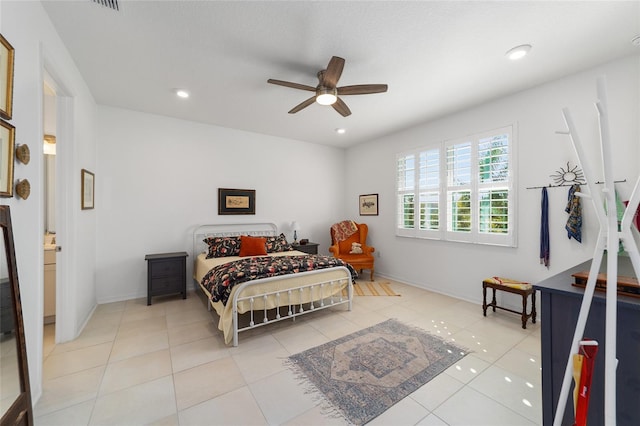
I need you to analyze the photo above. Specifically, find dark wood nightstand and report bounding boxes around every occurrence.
[145,252,188,305]
[291,242,319,255]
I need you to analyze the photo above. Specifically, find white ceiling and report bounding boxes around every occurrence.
[41,1,640,148]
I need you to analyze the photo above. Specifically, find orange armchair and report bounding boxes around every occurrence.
[329,221,375,281]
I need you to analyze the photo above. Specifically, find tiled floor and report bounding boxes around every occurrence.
[35,279,542,425]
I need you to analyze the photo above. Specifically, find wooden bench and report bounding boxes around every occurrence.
[482,277,536,329]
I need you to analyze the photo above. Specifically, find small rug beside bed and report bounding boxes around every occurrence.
[287,319,468,425]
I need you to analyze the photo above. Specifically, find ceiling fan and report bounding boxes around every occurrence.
[267,56,388,117]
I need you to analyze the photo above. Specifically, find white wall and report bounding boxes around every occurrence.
[345,55,640,305]
[1,0,98,400]
[95,106,346,302]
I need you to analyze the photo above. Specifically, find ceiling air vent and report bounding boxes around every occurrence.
[91,0,119,11]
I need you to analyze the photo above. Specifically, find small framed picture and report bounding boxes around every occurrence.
[0,33,15,120]
[81,169,95,210]
[0,119,14,197]
[359,193,378,216]
[218,188,255,215]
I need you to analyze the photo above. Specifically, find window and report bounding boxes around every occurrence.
[397,126,516,246]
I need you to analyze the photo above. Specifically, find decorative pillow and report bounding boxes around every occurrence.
[239,235,268,257]
[204,236,241,259]
[265,233,293,253]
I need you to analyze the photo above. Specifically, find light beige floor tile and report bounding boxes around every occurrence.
[51,324,118,354]
[448,329,512,364]
[468,365,542,424]
[416,413,450,425]
[146,413,179,426]
[99,348,172,396]
[306,311,363,340]
[376,303,422,323]
[410,371,465,411]
[179,386,267,426]
[249,369,317,425]
[84,310,123,332]
[34,399,94,426]
[466,318,529,347]
[368,395,431,426]
[272,322,331,354]
[115,316,168,340]
[232,340,289,384]
[43,342,112,380]
[165,308,212,329]
[227,331,281,355]
[43,324,56,359]
[120,300,167,323]
[494,347,542,385]
[109,329,169,362]
[167,319,219,347]
[173,356,245,411]
[35,365,105,417]
[514,333,542,358]
[442,354,490,384]
[89,375,176,425]
[283,404,349,426]
[94,301,126,314]
[170,336,230,373]
[433,386,536,425]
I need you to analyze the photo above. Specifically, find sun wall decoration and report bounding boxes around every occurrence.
[550,162,585,186]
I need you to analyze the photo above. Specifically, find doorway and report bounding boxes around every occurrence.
[42,80,57,358]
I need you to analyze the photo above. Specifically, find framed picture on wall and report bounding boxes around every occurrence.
[81,169,95,210]
[0,119,15,197]
[359,193,378,216]
[218,188,255,215]
[0,33,15,120]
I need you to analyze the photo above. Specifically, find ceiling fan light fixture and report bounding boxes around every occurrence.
[316,88,337,105]
[506,44,532,61]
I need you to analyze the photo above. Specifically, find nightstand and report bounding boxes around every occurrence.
[292,242,319,255]
[145,252,188,305]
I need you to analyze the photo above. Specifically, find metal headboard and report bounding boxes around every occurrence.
[193,223,278,256]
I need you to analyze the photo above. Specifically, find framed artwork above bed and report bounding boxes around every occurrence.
[218,188,255,215]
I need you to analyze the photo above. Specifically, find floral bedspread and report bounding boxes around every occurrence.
[201,255,358,306]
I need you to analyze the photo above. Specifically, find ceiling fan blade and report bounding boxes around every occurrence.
[267,79,316,92]
[332,97,352,117]
[288,96,316,114]
[337,84,388,95]
[322,56,345,88]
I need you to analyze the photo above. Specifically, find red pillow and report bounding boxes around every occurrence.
[239,235,267,257]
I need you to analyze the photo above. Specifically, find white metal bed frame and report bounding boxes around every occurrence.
[193,223,353,346]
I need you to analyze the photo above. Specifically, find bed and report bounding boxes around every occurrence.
[193,223,355,346]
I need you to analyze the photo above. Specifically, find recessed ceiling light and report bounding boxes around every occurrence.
[505,44,532,61]
[175,89,190,99]
[335,128,346,134]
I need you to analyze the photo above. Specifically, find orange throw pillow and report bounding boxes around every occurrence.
[239,235,267,257]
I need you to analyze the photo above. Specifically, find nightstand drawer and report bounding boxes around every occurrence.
[149,276,183,295]
[150,259,182,278]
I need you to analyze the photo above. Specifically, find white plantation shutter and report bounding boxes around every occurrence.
[396,126,516,246]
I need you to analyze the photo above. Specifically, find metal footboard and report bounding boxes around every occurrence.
[230,267,353,346]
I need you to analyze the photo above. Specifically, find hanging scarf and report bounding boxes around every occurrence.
[565,184,582,242]
[540,187,550,268]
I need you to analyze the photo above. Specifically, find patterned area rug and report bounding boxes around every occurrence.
[288,319,468,425]
[343,281,400,297]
